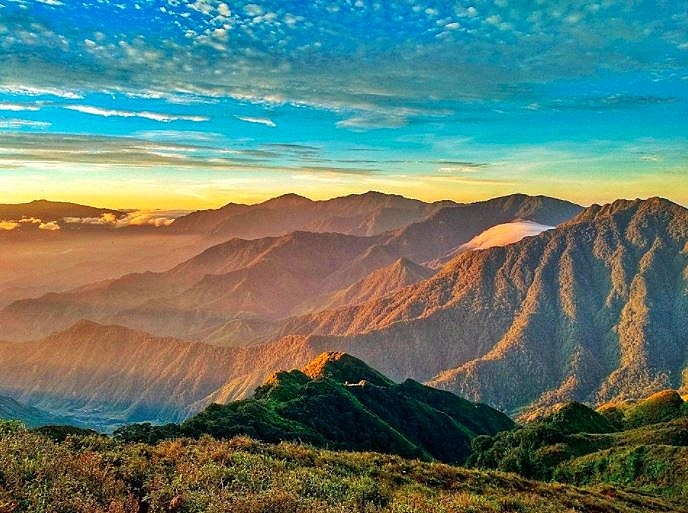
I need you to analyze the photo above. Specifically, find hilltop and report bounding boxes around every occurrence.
[116,352,515,464]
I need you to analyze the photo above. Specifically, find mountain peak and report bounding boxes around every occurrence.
[261,193,314,207]
[570,197,682,224]
[301,352,394,387]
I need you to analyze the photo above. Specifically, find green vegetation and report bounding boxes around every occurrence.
[469,390,688,506]
[0,419,682,513]
[115,353,514,464]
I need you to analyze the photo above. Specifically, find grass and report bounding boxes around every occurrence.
[0,420,684,513]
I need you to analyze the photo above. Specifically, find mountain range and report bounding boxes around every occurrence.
[0,192,685,431]
[0,193,579,342]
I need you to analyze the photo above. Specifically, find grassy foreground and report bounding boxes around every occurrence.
[0,421,684,513]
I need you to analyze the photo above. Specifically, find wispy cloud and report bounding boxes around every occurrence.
[236,116,277,127]
[64,105,209,123]
[0,103,40,112]
[0,119,51,129]
[0,85,81,99]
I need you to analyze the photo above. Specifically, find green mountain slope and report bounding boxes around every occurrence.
[469,389,688,505]
[126,352,514,464]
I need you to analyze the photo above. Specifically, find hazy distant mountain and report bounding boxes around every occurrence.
[0,321,239,428]
[0,199,126,224]
[319,257,435,310]
[169,191,456,238]
[0,321,325,429]
[0,193,580,342]
[276,198,687,414]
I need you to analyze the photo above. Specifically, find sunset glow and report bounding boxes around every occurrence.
[0,1,686,208]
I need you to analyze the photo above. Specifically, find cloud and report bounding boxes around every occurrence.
[0,216,61,230]
[64,105,209,122]
[336,115,407,131]
[38,220,60,231]
[134,130,222,142]
[0,85,81,99]
[0,221,20,230]
[19,217,42,225]
[459,220,554,252]
[62,210,186,228]
[63,212,119,225]
[0,119,51,129]
[436,161,488,174]
[236,116,276,127]
[0,103,40,112]
[116,210,183,227]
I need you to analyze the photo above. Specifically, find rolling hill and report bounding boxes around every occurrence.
[469,389,688,506]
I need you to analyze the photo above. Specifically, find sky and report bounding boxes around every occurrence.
[0,0,686,209]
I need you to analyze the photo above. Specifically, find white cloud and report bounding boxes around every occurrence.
[63,210,185,228]
[116,210,181,227]
[460,220,554,252]
[0,220,20,230]
[64,105,209,122]
[19,217,42,224]
[63,212,119,225]
[0,119,50,129]
[0,103,40,111]
[236,115,276,127]
[38,220,60,231]
[0,85,81,99]
[336,114,407,131]
[244,3,263,16]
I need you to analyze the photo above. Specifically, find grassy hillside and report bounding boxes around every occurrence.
[469,390,688,506]
[0,420,682,513]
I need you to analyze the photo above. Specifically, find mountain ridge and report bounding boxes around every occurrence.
[0,193,580,342]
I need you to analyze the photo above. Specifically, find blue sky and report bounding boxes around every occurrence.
[0,0,686,208]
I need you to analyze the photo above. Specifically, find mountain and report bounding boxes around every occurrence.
[133,352,514,464]
[468,389,688,506]
[0,193,581,342]
[0,199,126,225]
[0,320,329,429]
[0,321,242,429]
[0,395,79,428]
[381,193,582,265]
[0,230,388,341]
[319,257,435,310]
[273,197,687,415]
[168,191,455,238]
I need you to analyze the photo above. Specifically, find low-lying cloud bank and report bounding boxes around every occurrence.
[0,210,188,231]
